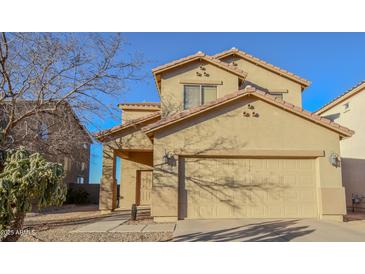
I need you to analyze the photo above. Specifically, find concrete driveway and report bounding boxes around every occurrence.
[172,218,365,242]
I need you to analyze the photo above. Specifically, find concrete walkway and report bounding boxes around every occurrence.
[72,216,365,241]
[172,218,365,242]
[72,216,176,233]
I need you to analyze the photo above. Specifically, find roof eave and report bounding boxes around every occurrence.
[142,89,354,138]
[316,82,365,115]
[214,50,311,88]
[152,55,247,94]
[94,112,161,143]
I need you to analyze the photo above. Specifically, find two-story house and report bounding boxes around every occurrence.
[96,48,354,222]
[316,81,365,210]
[0,100,92,184]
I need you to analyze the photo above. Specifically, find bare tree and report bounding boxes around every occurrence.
[0,32,144,156]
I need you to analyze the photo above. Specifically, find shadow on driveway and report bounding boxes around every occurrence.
[172,219,315,242]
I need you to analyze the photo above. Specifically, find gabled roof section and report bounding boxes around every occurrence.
[63,102,94,144]
[94,111,161,142]
[152,51,248,93]
[142,87,354,139]
[2,99,93,143]
[315,80,365,115]
[214,47,311,88]
[118,102,161,111]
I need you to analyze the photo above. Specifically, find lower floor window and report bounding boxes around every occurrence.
[76,176,84,184]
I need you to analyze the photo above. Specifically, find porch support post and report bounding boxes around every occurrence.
[99,144,117,212]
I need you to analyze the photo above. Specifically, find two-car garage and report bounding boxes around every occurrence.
[179,157,319,219]
[148,91,352,222]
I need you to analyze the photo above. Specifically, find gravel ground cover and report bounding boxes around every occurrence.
[18,205,173,242]
[18,224,172,242]
[25,205,107,225]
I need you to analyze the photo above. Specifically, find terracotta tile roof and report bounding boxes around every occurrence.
[152,51,248,93]
[118,102,161,107]
[142,87,354,138]
[315,80,365,115]
[213,47,311,88]
[94,111,161,142]
[152,51,247,78]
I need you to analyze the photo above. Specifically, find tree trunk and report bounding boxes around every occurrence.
[2,212,26,242]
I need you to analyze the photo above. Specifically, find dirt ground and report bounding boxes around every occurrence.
[17,205,172,242]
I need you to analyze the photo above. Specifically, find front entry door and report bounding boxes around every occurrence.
[137,170,153,205]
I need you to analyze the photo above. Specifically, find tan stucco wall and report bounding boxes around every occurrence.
[220,56,303,107]
[99,121,155,211]
[160,60,240,115]
[113,127,154,150]
[122,109,159,123]
[119,151,153,209]
[99,143,117,211]
[152,97,344,220]
[320,88,365,207]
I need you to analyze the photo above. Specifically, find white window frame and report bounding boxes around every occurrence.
[183,84,217,109]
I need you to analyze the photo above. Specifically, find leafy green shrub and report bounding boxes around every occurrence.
[0,147,66,241]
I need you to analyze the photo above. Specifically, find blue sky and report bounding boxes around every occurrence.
[89,33,365,183]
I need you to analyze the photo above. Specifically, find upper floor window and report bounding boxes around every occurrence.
[38,121,49,140]
[184,85,217,109]
[343,102,350,111]
[64,157,71,172]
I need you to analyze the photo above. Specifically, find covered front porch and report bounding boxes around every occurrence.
[99,144,154,212]
[95,111,160,213]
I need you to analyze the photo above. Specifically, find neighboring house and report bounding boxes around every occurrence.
[316,81,365,209]
[0,101,92,184]
[96,47,354,222]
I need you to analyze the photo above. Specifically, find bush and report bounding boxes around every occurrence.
[0,147,66,241]
[66,187,89,204]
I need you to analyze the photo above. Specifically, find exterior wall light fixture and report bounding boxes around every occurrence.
[329,152,341,167]
[163,151,176,167]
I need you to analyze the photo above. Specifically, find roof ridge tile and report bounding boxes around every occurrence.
[213,47,310,86]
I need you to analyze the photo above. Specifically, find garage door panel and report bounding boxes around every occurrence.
[300,205,317,218]
[299,160,314,169]
[267,190,283,203]
[284,190,300,202]
[268,205,284,216]
[183,158,318,219]
[284,204,300,216]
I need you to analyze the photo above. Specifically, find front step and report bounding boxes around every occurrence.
[131,204,151,220]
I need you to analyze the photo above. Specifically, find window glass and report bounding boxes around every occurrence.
[64,157,71,172]
[38,121,49,140]
[77,176,84,184]
[343,102,350,111]
[202,86,217,104]
[184,85,200,109]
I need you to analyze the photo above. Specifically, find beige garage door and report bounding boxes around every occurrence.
[180,158,318,219]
